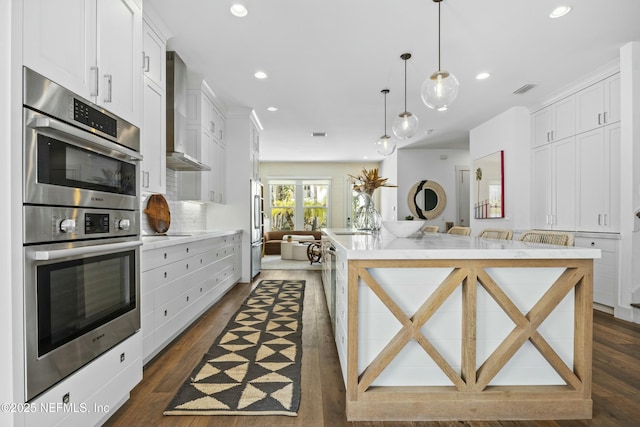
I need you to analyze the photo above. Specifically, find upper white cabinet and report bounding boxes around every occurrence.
[575,74,621,134]
[576,123,621,232]
[24,0,142,126]
[531,95,575,147]
[179,81,226,202]
[142,20,165,88]
[250,124,260,181]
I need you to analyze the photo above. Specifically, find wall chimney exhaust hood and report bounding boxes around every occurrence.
[166,51,211,171]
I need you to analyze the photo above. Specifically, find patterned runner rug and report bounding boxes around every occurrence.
[164,279,305,416]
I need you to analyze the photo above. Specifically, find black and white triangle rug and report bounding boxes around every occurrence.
[164,279,305,416]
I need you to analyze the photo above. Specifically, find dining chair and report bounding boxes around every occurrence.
[478,228,513,240]
[422,225,440,233]
[447,226,471,236]
[518,230,575,246]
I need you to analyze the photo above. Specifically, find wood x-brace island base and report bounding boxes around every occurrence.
[323,229,599,422]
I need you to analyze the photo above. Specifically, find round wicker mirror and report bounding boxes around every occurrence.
[407,180,446,220]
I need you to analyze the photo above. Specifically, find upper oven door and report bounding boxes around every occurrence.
[23,108,142,210]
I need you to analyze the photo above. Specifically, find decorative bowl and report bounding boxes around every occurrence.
[382,220,425,237]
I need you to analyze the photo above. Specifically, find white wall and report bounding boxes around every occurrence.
[396,148,470,231]
[379,153,398,221]
[469,107,531,235]
[258,161,381,229]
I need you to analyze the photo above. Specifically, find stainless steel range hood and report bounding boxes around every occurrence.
[166,51,211,171]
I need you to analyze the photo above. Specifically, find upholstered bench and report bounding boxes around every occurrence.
[264,230,322,255]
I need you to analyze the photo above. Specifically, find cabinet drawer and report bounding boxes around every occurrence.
[25,333,142,427]
[574,237,618,252]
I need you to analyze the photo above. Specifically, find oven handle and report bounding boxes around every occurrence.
[35,240,142,261]
[28,116,143,162]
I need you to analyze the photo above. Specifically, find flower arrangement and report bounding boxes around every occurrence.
[348,167,396,196]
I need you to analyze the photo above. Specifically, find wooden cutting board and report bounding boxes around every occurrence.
[144,194,171,234]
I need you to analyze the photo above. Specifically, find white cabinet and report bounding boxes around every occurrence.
[531,137,576,230]
[531,95,575,147]
[23,333,142,427]
[141,233,241,363]
[250,124,260,181]
[140,18,167,194]
[24,0,143,126]
[333,245,348,382]
[141,77,166,193]
[179,83,226,202]
[576,123,621,232]
[576,74,620,134]
[575,236,619,307]
[142,20,165,88]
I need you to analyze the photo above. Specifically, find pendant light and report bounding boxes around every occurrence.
[421,0,459,111]
[374,89,397,157]
[392,53,420,139]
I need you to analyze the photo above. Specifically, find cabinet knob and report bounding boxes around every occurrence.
[164,272,167,278]
[591,242,595,246]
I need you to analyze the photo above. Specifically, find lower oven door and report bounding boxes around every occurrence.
[23,238,142,401]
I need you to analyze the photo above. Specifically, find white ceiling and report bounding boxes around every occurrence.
[146,0,640,162]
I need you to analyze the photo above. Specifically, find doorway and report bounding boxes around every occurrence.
[456,166,470,227]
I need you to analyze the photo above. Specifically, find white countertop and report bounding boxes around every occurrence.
[323,228,601,260]
[141,229,242,250]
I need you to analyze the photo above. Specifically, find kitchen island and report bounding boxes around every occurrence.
[323,228,600,422]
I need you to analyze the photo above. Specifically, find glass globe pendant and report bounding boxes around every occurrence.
[376,134,397,156]
[374,89,397,157]
[421,70,459,111]
[392,53,419,139]
[421,0,459,111]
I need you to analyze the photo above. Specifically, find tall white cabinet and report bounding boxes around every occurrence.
[23,0,142,126]
[140,19,167,194]
[218,107,262,282]
[531,137,576,230]
[530,71,621,308]
[576,124,621,233]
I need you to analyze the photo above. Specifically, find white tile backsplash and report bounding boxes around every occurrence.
[141,169,207,235]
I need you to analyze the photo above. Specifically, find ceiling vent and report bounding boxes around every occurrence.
[312,132,327,137]
[513,84,537,95]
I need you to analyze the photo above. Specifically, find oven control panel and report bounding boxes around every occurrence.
[23,206,140,244]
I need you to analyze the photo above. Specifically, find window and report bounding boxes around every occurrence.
[269,179,330,231]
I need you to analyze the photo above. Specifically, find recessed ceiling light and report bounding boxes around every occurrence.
[549,6,571,18]
[254,71,267,79]
[230,4,248,17]
[476,72,490,80]
[267,106,278,112]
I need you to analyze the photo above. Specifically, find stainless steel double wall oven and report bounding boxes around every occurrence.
[22,67,142,401]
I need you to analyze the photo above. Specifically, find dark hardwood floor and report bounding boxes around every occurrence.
[104,269,640,427]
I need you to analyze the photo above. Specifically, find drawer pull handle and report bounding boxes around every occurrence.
[164,253,167,259]
[164,310,168,316]
[186,296,189,302]
[164,272,167,278]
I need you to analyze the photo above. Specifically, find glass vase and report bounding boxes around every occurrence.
[354,192,382,231]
